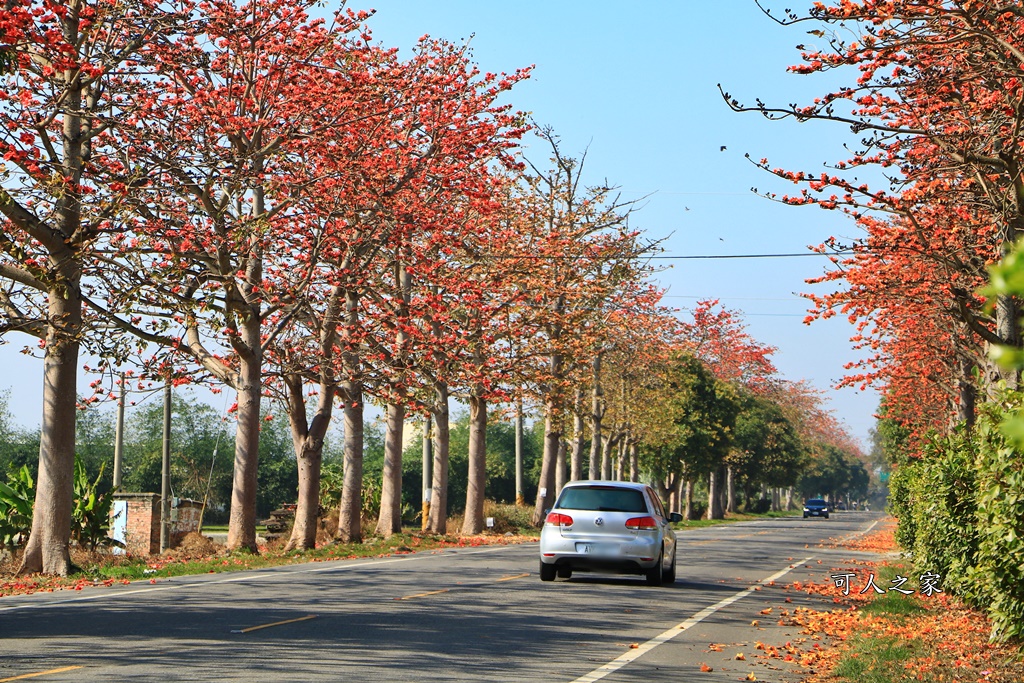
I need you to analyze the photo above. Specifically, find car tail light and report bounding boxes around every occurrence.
[625,516,658,530]
[545,512,574,527]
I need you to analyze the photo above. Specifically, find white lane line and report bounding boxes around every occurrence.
[0,545,520,614]
[568,556,816,683]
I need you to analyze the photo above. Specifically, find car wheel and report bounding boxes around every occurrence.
[645,550,664,586]
[557,566,573,579]
[540,561,557,582]
[803,513,808,518]
[663,551,677,584]
[824,513,829,519]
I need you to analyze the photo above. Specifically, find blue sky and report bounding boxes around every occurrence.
[0,1,881,447]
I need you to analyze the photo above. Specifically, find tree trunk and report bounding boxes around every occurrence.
[336,290,363,543]
[571,388,585,481]
[17,288,81,576]
[462,395,487,534]
[683,478,694,520]
[17,57,86,575]
[588,353,604,478]
[726,466,736,513]
[428,381,450,533]
[377,250,412,537]
[995,293,1020,388]
[958,356,976,430]
[555,438,568,495]
[375,402,405,537]
[784,486,794,511]
[284,375,334,551]
[531,405,560,526]
[658,472,674,509]
[336,380,363,543]
[629,442,639,482]
[226,317,261,553]
[664,475,677,513]
[600,433,616,480]
[615,438,627,481]
[707,468,724,520]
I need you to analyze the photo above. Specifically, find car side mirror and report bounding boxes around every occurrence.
[669,512,683,523]
[543,508,551,515]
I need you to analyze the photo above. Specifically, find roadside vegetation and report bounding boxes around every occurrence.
[758,522,1024,682]
[718,0,1024,647]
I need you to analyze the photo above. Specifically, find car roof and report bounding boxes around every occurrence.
[560,480,648,491]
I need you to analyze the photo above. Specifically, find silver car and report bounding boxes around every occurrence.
[539,481,682,585]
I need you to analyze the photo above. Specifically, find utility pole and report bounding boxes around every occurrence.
[515,398,524,506]
[160,382,172,553]
[113,372,125,489]
[422,414,432,531]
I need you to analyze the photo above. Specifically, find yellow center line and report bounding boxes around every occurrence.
[397,589,450,601]
[231,614,317,634]
[0,666,83,682]
[496,573,530,582]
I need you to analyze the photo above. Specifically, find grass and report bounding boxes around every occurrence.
[831,635,929,683]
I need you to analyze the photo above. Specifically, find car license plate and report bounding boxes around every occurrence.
[576,542,615,555]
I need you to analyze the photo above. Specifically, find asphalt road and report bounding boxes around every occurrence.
[0,512,888,682]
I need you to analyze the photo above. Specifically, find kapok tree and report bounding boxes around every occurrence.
[0,0,191,575]
[265,36,527,543]
[512,127,648,526]
[579,283,677,483]
[724,1,1024,439]
[356,42,528,538]
[99,0,373,552]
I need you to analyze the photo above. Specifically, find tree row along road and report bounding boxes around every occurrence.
[0,514,884,682]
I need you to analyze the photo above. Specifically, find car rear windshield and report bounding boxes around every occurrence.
[556,486,648,513]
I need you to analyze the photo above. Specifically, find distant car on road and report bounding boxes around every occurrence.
[539,481,682,585]
[803,498,830,519]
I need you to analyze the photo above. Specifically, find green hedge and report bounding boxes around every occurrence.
[974,405,1024,642]
[889,393,1024,642]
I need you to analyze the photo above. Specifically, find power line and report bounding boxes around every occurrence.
[484,251,852,260]
[650,252,851,260]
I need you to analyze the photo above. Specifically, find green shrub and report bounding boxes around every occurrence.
[909,429,979,602]
[482,501,534,534]
[975,399,1024,642]
[886,460,918,552]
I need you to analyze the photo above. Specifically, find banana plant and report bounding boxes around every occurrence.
[71,457,123,551]
[0,465,34,551]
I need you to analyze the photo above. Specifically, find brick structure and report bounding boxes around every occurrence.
[111,493,203,556]
[112,493,160,556]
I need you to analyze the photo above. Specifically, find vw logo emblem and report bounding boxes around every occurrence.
[594,517,604,526]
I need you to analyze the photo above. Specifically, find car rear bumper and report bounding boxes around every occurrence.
[539,534,661,570]
[543,556,653,574]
